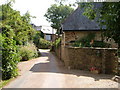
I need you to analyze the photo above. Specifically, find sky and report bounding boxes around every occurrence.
[0,0,76,26]
[1,0,117,26]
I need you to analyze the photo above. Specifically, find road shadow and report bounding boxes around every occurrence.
[40,52,49,57]
[30,51,114,81]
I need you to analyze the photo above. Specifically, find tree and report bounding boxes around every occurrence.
[44,4,74,33]
[79,2,120,48]
[100,3,120,48]
[1,3,36,45]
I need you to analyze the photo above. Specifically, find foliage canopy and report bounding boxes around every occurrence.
[44,4,74,33]
[79,2,120,48]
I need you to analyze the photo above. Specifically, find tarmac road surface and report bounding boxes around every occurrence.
[4,49,119,89]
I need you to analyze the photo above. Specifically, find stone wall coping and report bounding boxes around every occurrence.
[65,46,118,50]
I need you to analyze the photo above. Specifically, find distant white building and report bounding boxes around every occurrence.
[41,25,57,41]
[31,24,57,41]
[31,24,42,31]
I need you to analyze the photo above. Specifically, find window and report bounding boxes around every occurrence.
[45,35,51,41]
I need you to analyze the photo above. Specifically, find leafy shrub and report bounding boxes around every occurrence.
[0,33,3,80]
[92,41,110,48]
[33,31,52,49]
[2,37,20,80]
[72,33,95,47]
[54,38,61,48]
[33,31,41,48]
[50,38,61,51]
[19,42,38,61]
[38,38,52,49]
[0,33,2,59]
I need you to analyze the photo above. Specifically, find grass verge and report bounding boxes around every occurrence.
[0,78,14,89]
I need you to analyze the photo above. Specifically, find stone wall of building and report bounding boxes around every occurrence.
[54,31,118,74]
[63,31,118,48]
[63,31,102,45]
[55,46,118,74]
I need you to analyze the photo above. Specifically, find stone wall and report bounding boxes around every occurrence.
[55,46,61,59]
[55,46,118,74]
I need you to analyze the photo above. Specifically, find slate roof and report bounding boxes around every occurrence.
[62,3,106,31]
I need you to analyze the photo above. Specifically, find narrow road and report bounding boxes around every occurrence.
[4,49,118,88]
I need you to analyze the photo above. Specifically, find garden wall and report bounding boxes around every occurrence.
[55,46,118,74]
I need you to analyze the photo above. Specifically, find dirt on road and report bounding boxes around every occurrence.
[4,49,119,89]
